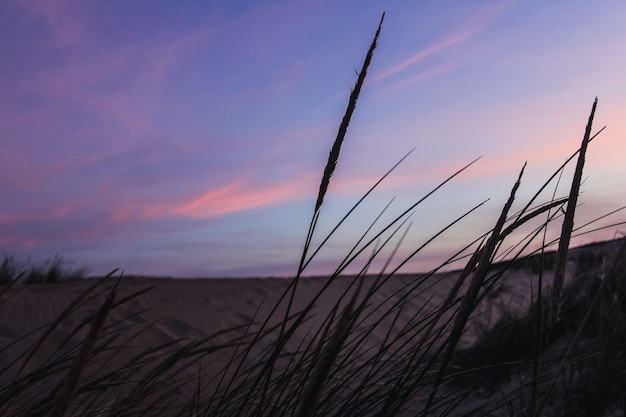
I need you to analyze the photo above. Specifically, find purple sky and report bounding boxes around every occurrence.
[2,1,626,277]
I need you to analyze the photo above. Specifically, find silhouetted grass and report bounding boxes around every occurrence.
[1,12,624,417]
[0,254,87,285]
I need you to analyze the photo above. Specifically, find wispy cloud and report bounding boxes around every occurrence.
[374,1,519,84]
[176,176,315,219]
[374,28,480,83]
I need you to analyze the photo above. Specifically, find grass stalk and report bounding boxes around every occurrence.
[549,97,598,331]
[252,14,384,416]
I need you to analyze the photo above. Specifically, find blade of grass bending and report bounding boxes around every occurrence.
[425,162,527,414]
[471,212,561,311]
[572,220,626,237]
[378,218,414,278]
[518,217,626,258]
[491,200,565,266]
[498,198,568,240]
[330,156,482,281]
[549,97,597,331]
[569,205,626,234]
[384,199,488,279]
[345,211,413,282]
[335,197,398,274]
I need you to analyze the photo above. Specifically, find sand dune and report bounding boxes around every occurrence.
[0,238,622,416]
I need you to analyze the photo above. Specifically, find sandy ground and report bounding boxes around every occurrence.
[1,240,613,416]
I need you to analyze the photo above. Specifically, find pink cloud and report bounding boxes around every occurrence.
[0,198,94,224]
[101,172,318,224]
[176,176,315,219]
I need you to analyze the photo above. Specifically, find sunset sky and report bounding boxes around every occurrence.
[2,1,626,277]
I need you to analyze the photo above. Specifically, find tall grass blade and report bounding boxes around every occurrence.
[550,97,598,329]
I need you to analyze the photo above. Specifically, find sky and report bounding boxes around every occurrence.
[1,0,626,278]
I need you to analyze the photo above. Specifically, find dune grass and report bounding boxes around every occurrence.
[0,254,88,285]
[1,13,625,416]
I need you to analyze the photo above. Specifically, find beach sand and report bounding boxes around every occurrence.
[0,239,620,416]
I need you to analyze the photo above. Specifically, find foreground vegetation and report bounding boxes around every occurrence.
[1,13,625,416]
